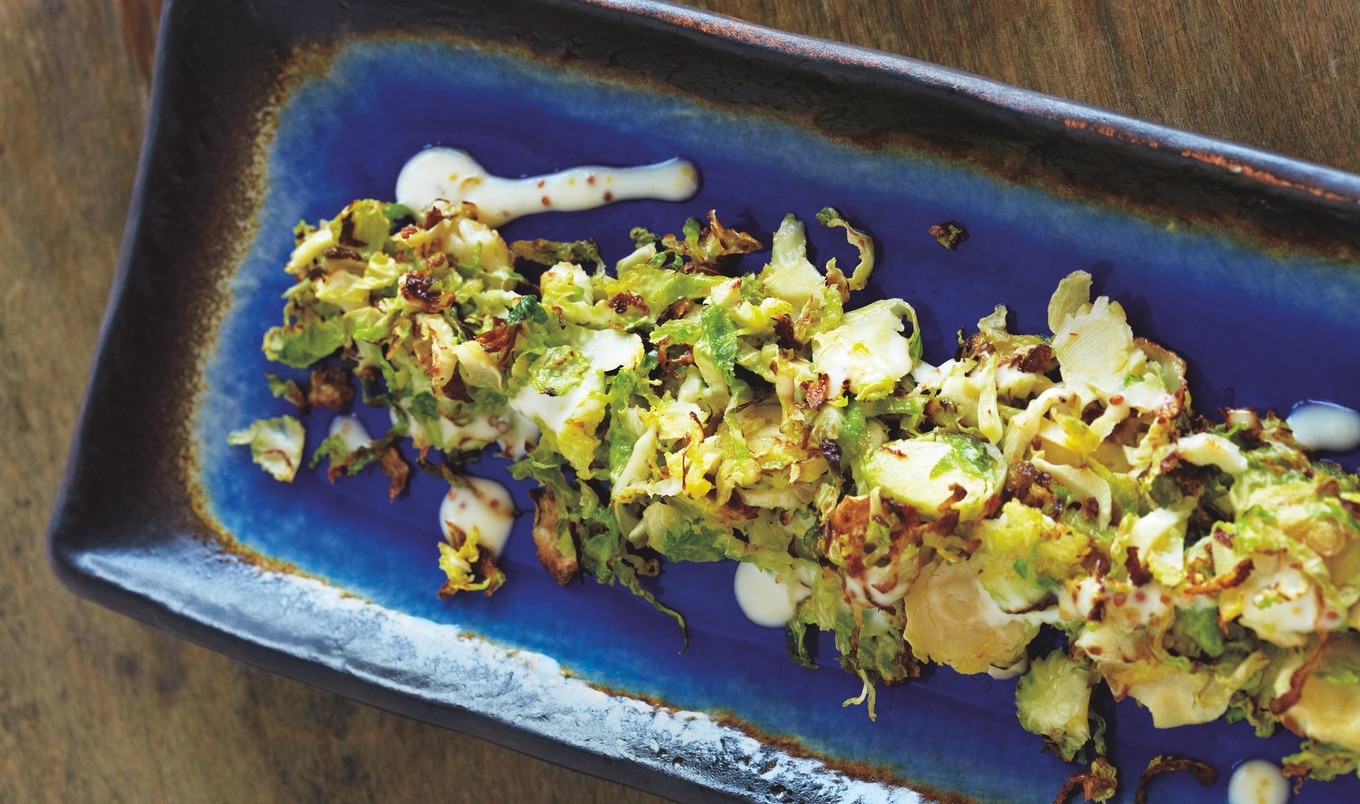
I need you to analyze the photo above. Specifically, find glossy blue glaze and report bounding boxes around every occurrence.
[197,39,1360,802]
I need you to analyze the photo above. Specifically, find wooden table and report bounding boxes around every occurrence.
[2,1,1356,800]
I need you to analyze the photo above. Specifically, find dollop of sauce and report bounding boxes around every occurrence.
[439,477,516,555]
[328,414,373,452]
[1227,759,1289,804]
[734,563,799,627]
[395,147,699,226]
[1287,401,1360,453]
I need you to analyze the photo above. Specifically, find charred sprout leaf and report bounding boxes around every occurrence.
[629,226,658,247]
[835,607,918,721]
[309,432,357,474]
[308,429,399,484]
[1133,755,1216,804]
[1282,740,1360,782]
[1053,757,1118,804]
[529,486,580,585]
[438,525,504,596]
[659,209,762,271]
[928,221,968,250]
[620,565,688,651]
[266,373,308,409]
[306,365,354,410]
[378,446,409,501]
[816,206,876,291]
[511,237,603,269]
[228,416,305,482]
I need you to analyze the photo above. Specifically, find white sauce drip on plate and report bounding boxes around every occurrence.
[439,477,516,555]
[1227,759,1289,804]
[396,147,699,226]
[734,563,804,627]
[1287,400,1360,453]
[328,414,373,452]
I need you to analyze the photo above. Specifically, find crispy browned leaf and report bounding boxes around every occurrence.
[530,487,579,586]
[928,221,968,250]
[306,365,355,410]
[378,446,409,502]
[1134,755,1216,804]
[1053,757,1118,804]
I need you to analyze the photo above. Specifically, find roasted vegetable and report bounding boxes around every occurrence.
[233,198,1360,790]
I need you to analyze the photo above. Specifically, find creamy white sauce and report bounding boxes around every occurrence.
[987,655,1030,680]
[860,565,911,608]
[395,147,699,226]
[1119,581,1173,626]
[328,414,373,452]
[439,477,516,555]
[494,412,538,460]
[734,563,800,627]
[1287,401,1360,453]
[1061,576,1105,622]
[1227,759,1289,804]
[436,415,501,453]
[970,573,1033,631]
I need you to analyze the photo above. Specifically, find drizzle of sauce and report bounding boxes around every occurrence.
[439,477,516,555]
[395,147,699,226]
[1227,759,1289,804]
[1287,400,1360,453]
[733,562,800,627]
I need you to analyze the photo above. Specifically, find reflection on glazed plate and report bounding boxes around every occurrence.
[48,0,1360,801]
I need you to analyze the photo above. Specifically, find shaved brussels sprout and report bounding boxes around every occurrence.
[1017,650,1098,762]
[228,415,305,482]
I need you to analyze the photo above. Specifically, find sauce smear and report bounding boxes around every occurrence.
[439,477,516,554]
[396,147,699,226]
[734,562,798,627]
[328,414,372,452]
[1287,400,1360,453]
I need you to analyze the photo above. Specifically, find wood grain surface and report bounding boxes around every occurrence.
[2,1,1356,801]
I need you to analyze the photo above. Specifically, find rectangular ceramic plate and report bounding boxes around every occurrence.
[50,1,1360,801]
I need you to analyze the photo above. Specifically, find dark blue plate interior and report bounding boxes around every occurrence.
[192,37,1360,803]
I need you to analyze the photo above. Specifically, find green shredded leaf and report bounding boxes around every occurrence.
[228,416,305,482]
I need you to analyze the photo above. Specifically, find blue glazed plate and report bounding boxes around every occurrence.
[49,1,1360,801]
